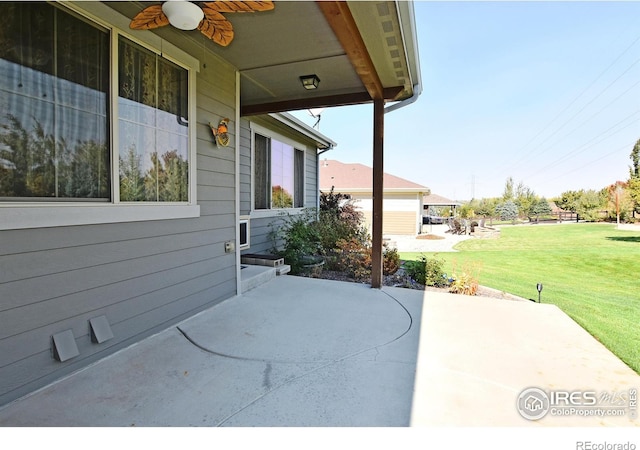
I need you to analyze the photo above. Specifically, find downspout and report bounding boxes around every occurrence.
[384,82,421,114]
[235,70,242,296]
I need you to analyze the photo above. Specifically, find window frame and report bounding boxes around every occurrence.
[250,123,307,218]
[0,2,200,231]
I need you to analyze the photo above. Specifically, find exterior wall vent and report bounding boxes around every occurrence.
[52,330,80,362]
[89,315,114,344]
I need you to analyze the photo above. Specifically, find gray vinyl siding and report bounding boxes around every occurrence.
[0,19,239,406]
[238,117,320,256]
[307,152,319,207]
[239,123,253,216]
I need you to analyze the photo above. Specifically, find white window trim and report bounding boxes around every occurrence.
[249,122,308,217]
[0,2,200,231]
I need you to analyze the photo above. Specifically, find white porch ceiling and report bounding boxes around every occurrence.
[104,1,420,115]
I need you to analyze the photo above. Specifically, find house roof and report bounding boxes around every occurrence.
[423,193,461,206]
[269,112,337,151]
[319,159,429,193]
[105,1,422,116]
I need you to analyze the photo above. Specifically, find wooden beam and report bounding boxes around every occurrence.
[241,92,371,116]
[316,1,384,100]
[371,97,384,288]
[240,86,403,116]
[241,87,404,116]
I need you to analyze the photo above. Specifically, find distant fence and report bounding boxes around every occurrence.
[557,212,579,222]
[530,212,579,223]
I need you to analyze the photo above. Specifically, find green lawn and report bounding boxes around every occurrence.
[399,223,640,374]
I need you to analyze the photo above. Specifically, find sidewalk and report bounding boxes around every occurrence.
[385,223,474,253]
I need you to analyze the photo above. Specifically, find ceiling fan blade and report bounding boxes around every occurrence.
[200,1,274,14]
[130,4,169,30]
[199,7,234,46]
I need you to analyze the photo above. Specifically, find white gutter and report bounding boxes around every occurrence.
[268,112,337,151]
[384,81,421,114]
[385,0,422,114]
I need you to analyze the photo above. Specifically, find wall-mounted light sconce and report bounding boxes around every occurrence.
[300,74,320,90]
[162,0,204,30]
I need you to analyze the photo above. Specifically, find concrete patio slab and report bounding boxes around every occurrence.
[0,275,637,428]
[411,293,640,427]
[0,276,423,427]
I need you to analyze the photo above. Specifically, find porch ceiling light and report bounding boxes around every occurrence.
[162,0,204,31]
[300,74,320,90]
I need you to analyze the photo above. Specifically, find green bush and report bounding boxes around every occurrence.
[317,188,367,252]
[269,209,322,274]
[403,255,449,287]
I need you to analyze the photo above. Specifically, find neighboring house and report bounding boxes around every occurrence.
[0,1,420,406]
[319,159,429,235]
[423,193,462,217]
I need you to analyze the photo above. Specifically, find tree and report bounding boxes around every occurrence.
[628,177,640,217]
[555,190,581,212]
[64,140,110,199]
[502,177,514,201]
[475,197,497,219]
[515,181,536,219]
[119,146,145,201]
[607,181,633,223]
[531,197,552,219]
[630,138,640,179]
[575,189,605,222]
[0,114,56,197]
[495,200,518,222]
[158,150,188,202]
[628,139,640,216]
[458,203,475,219]
[271,185,293,208]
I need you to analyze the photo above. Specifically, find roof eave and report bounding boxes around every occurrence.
[269,112,337,150]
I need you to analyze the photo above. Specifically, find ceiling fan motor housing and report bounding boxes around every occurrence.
[162,0,204,30]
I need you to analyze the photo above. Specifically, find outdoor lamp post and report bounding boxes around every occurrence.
[536,283,543,303]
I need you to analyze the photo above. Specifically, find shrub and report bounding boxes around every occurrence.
[403,255,449,287]
[447,260,481,296]
[317,188,366,252]
[333,238,371,281]
[269,209,322,275]
[383,245,400,276]
[448,272,479,296]
[331,239,400,281]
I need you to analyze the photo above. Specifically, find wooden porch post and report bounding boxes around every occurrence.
[371,97,385,288]
[315,1,389,288]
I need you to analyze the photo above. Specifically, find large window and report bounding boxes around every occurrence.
[0,2,190,205]
[0,2,110,200]
[254,132,304,210]
[118,38,189,202]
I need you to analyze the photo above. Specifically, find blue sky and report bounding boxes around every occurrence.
[291,1,640,200]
